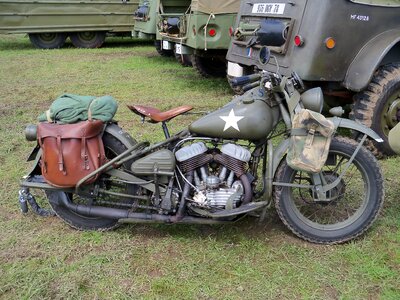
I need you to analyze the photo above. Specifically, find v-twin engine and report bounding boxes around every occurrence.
[176,142,252,209]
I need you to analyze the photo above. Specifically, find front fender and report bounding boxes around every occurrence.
[328,117,383,142]
[271,117,382,177]
[343,29,400,92]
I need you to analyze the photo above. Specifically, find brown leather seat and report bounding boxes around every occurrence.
[127,104,193,123]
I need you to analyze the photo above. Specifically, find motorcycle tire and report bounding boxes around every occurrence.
[47,132,137,231]
[273,137,384,244]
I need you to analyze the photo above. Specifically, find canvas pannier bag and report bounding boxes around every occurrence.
[37,120,106,187]
[287,109,335,173]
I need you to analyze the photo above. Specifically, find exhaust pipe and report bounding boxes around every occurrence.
[57,192,173,222]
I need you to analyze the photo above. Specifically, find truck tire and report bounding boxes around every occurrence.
[154,40,173,57]
[174,51,192,67]
[351,63,400,157]
[70,31,106,48]
[28,33,67,49]
[191,54,226,78]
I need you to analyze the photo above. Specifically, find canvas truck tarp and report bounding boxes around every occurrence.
[191,0,241,14]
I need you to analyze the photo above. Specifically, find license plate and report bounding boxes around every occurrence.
[252,3,286,14]
[162,40,169,50]
[175,44,182,54]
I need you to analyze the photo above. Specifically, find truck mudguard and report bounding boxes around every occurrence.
[344,29,400,92]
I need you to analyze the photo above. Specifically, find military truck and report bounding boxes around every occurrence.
[226,0,400,156]
[133,0,158,40]
[0,0,139,49]
[157,0,241,76]
[132,0,174,56]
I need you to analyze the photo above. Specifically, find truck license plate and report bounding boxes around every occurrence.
[175,44,182,54]
[162,40,170,50]
[252,3,285,14]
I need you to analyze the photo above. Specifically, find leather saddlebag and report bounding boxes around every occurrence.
[37,120,106,187]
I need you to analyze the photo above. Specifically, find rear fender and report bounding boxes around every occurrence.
[25,145,42,177]
[104,123,137,149]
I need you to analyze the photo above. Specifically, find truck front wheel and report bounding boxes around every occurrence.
[351,63,400,157]
[191,54,226,78]
[28,33,67,49]
[70,31,106,48]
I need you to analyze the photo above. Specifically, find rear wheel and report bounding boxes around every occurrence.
[351,63,400,157]
[274,137,384,244]
[47,132,138,231]
[191,54,226,78]
[28,33,67,49]
[70,31,106,48]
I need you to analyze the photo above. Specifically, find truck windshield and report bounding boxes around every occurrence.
[349,0,400,7]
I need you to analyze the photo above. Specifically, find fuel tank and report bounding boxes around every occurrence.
[189,89,280,141]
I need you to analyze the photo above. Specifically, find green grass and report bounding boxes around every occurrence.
[0,34,399,299]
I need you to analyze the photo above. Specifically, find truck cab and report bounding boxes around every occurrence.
[227,0,400,156]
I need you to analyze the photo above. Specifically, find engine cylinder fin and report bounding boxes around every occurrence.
[179,153,213,173]
[214,153,246,177]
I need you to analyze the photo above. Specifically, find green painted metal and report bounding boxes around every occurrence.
[227,0,400,91]
[133,0,158,39]
[328,117,383,142]
[157,0,240,54]
[0,0,139,34]
[131,149,175,175]
[189,88,280,141]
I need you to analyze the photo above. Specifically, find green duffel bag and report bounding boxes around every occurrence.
[287,109,335,173]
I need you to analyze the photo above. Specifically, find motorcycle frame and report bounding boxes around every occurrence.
[20,76,384,222]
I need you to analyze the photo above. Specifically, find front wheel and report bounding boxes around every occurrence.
[273,137,384,244]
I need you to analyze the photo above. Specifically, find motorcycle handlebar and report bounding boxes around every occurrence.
[230,73,261,87]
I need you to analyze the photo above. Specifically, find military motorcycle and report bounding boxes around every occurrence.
[20,48,384,244]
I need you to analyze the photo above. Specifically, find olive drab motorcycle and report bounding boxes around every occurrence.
[19,48,384,244]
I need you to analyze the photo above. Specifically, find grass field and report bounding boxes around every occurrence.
[0,34,399,299]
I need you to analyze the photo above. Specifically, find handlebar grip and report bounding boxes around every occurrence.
[242,81,260,92]
[230,73,261,87]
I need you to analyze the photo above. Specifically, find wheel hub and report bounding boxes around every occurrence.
[383,93,400,135]
[313,172,346,204]
[38,33,57,42]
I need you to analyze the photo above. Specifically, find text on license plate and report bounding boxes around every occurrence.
[175,44,182,54]
[252,3,286,14]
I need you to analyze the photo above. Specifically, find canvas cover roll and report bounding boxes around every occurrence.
[38,94,118,124]
[191,0,241,14]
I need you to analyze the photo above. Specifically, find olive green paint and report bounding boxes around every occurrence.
[0,0,139,34]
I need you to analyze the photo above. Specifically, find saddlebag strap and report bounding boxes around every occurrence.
[56,135,66,174]
[46,110,53,123]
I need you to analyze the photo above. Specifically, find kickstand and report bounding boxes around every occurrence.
[18,188,55,217]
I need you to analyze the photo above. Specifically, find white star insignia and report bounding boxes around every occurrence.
[219,109,244,132]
